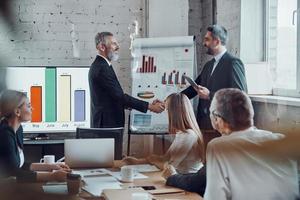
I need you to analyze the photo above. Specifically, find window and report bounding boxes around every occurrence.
[268,0,300,97]
[241,0,300,97]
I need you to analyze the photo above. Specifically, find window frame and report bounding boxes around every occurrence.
[269,0,300,97]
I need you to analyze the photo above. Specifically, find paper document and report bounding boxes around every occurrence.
[83,176,122,196]
[42,182,68,194]
[125,164,160,173]
[106,171,148,181]
[72,168,109,178]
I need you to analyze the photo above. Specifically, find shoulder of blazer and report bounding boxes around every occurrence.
[92,55,109,67]
[90,56,110,75]
[0,124,16,147]
[221,52,241,63]
[219,52,243,70]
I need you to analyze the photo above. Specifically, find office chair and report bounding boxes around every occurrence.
[76,127,124,160]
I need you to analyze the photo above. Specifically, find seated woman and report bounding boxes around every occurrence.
[0,90,71,182]
[122,93,204,174]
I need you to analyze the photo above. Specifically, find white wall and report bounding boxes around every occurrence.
[0,0,145,67]
[148,0,189,37]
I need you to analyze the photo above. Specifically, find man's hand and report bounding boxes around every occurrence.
[148,100,165,113]
[48,163,72,172]
[51,170,68,182]
[194,85,210,100]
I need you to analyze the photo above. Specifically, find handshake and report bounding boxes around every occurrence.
[148,99,165,113]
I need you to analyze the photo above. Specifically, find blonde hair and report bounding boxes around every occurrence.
[166,93,204,160]
[0,90,27,121]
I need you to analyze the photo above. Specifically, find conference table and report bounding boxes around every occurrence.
[0,162,203,200]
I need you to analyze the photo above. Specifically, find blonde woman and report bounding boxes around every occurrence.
[0,90,71,181]
[122,93,204,174]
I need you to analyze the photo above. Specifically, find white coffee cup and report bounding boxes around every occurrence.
[40,155,55,164]
[121,166,134,182]
[132,193,150,200]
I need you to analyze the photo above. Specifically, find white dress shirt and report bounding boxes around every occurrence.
[18,146,24,168]
[204,127,299,200]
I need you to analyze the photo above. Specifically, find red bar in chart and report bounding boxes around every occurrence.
[175,71,179,84]
[161,73,167,84]
[181,72,187,85]
[168,72,173,84]
[137,55,157,73]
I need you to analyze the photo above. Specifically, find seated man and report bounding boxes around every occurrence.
[204,88,299,200]
[163,88,299,199]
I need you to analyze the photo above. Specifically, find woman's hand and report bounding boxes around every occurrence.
[162,164,177,180]
[119,156,147,167]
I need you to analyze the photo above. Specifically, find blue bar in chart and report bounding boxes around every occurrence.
[74,90,85,122]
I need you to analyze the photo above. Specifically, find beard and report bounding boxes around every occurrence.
[206,47,214,55]
[107,50,119,61]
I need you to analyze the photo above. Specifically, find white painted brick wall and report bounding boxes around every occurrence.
[1,0,145,67]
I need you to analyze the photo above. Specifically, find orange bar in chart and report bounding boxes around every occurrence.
[30,86,42,122]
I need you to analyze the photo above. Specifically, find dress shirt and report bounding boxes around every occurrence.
[205,127,299,200]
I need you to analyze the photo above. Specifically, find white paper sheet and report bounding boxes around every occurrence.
[82,176,122,196]
[105,170,148,181]
[126,164,160,172]
[72,168,109,178]
[42,183,68,194]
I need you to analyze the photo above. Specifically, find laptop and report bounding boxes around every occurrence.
[64,138,114,168]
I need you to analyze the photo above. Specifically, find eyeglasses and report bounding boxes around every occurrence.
[211,110,225,121]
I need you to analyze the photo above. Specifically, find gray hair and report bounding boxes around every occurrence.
[213,88,254,131]
[94,32,113,47]
[207,25,228,45]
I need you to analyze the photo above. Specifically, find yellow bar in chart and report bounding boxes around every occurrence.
[58,75,71,122]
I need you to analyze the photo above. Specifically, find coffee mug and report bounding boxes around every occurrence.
[121,166,134,182]
[40,155,55,164]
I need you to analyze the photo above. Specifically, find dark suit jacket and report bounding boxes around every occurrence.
[182,52,247,129]
[166,165,206,196]
[0,121,36,181]
[89,55,149,128]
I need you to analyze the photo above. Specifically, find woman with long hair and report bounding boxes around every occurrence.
[122,93,204,174]
[0,90,71,181]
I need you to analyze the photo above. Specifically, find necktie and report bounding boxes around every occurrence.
[206,58,216,84]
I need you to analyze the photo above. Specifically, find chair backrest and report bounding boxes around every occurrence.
[76,127,124,160]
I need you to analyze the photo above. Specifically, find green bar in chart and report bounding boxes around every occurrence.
[45,68,57,122]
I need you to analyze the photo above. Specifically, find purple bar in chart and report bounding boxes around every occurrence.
[74,90,85,122]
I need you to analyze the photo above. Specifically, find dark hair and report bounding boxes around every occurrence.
[213,88,254,131]
[207,25,228,45]
[95,32,113,47]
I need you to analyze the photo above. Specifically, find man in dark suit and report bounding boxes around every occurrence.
[182,25,247,149]
[89,32,164,128]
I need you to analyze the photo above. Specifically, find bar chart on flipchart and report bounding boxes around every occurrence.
[6,67,90,132]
